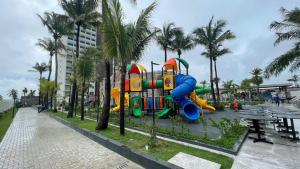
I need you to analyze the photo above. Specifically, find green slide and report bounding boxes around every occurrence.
[130,96,143,118]
[133,108,143,117]
[158,108,171,118]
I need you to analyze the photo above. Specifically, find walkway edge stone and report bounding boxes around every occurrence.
[50,115,183,169]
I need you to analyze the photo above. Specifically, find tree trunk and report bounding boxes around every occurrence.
[210,57,217,106]
[95,80,100,121]
[119,64,126,135]
[81,80,85,120]
[96,61,111,130]
[53,38,58,112]
[75,90,78,116]
[68,24,81,118]
[48,55,53,81]
[214,59,220,104]
[164,47,167,62]
[178,53,181,73]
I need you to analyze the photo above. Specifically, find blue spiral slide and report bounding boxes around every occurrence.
[171,74,200,121]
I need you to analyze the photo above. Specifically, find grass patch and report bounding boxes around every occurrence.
[53,112,233,169]
[109,112,247,149]
[0,108,17,142]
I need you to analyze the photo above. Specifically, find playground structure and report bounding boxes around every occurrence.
[110,58,215,122]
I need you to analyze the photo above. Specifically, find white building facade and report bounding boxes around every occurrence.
[57,25,97,103]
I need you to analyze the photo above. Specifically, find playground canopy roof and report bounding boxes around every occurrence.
[176,58,189,69]
[163,58,178,71]
[127,63,147,74]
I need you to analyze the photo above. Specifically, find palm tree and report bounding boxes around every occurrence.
[28,90,36,97]
[8,89,18,118]
[223,80,234,100]
[265,7,300,77]
[22,87,28,107]
[288,75,299,87]
[40,80,57,108]
[251,68,263,93]
[75,49,95,120]
[96,0,138,131]
[32,62,48,80]
[36,38,65,81]
[170,29,194,72]
[102,0,156,134]
[193,17,235,106]
[38,12,71,112]
[156,22,181,62]
[60,0,100,118]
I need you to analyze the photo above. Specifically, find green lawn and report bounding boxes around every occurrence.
[53,112,234,169]
[0,108,17,142]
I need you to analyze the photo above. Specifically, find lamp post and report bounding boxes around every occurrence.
[151,61,159,131]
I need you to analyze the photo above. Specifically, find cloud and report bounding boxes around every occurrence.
[0,0,298,98]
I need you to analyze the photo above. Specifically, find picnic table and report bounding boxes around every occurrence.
[240,112,275,144]
[270,111,300,141]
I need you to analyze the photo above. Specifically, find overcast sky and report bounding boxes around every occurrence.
[0,0,299,98]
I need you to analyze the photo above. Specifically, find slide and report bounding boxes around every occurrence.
[190,91,216,112]
[158,108,171,118]
[110,87,129,112]
[131,96,143,117]
[171,74,200,121]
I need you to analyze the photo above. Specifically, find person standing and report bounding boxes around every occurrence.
[274,94,280,107]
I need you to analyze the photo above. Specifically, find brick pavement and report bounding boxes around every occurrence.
[0,108,143,169]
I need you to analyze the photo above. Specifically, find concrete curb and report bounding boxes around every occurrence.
[50,115,183,169]
[126,126,248,155]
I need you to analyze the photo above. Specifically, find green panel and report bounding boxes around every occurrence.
[176,58,189,69]
[156,80,163,88]
[127,64,132,71]
[142,80,149,89]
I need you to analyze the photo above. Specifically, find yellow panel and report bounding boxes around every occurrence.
[164,75,174,90]
[130,77,142,92]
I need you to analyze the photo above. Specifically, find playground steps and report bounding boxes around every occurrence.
[168,152,221,169]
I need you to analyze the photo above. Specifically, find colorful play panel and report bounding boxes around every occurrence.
[110,57,215,122]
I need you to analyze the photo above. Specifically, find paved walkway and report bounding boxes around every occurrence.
[232,103,300,169]
[0,108,143,169]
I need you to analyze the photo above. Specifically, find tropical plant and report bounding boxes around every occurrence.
[8,89,18,118]
[40,80,57,108]
[75,48,95,120]
[32,62,48,80]
[36,38,65,81]
[22,88,28,97]
[251,68,263,92]
[102,0,156,134]
[222,80,238,100]
[156,22,181,62]
[288,75,299,87]
[265,7,300,77]
[38,12,72,112]
[193,17,235,106]
[170,29,194,72]
[60,0,100,117]
[28,90,36,97]
[22,88,28,107]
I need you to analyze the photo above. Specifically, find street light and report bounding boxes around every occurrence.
[151,61,159,132]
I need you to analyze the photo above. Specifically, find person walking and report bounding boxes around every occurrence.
[274,94,280,107]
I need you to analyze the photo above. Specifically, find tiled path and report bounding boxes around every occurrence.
[0,108,143,169]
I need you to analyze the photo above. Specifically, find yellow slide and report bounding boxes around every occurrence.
[190,91,216,112]
[110,87,129,112]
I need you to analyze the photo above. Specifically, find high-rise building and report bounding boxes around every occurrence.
[57,25,97,103]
